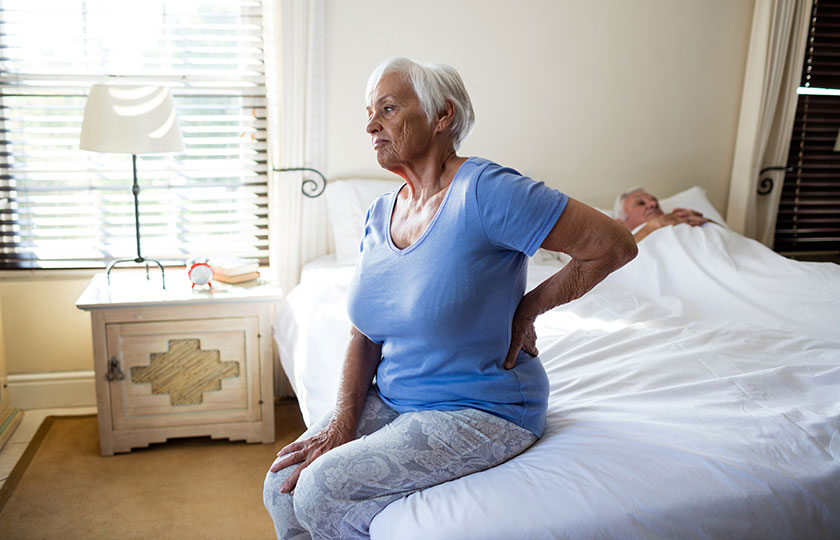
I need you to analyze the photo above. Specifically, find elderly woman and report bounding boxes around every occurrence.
[264,57,637,539]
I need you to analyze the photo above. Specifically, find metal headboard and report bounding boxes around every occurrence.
[273,167,327,198]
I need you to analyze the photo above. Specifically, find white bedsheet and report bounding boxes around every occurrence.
[373,282,840,539]
[604,222,840,342]
[273,237,840,539]
[273,255,355,426]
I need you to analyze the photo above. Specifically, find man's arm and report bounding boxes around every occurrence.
[633,208,709,242]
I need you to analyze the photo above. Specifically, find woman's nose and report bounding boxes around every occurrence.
[366,115,380,134]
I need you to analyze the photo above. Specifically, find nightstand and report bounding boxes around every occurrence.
[76,271,283,456]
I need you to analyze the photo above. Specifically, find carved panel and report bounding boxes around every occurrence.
[130,338,240,406]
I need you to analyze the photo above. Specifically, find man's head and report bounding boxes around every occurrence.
[614,188,664,229]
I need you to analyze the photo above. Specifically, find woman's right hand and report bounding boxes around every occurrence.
[272,326,381,494]
[271,420,355,494]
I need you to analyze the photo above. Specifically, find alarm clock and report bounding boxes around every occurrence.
[187,260,214,288]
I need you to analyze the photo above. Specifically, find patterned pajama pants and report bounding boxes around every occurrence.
[263,388,537,540]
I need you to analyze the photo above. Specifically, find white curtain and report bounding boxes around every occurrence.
[727,0,812,246]
[264,0,329,293]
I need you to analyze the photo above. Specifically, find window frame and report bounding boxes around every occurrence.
[0,0,270,270]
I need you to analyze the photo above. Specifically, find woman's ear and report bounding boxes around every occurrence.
[434,100,455,133]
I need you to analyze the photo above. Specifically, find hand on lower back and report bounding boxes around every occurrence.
[504,307,538,370]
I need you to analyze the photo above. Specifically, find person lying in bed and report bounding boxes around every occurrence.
[263,57,637,540]
[614,187,710,242]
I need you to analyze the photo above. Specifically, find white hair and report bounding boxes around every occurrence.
[365,57,475,151]
[613,186,647,222]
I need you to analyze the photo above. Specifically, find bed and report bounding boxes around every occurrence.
[273,181,840,539]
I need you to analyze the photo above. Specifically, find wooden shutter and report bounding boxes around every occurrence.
[775,0,840,255]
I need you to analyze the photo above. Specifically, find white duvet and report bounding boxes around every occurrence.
[605,222,840,342]
[273,225,840,539]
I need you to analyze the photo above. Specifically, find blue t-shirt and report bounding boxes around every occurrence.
[346,157,568,436]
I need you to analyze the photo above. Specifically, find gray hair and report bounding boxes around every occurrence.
[366,57,475,151]
[613,186,647,222]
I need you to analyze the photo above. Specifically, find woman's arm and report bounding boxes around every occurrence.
[271,326,382,493]
[504,198,637,368]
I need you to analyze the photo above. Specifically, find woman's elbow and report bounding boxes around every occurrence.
[612,229,638,271]
[585,230,636,281]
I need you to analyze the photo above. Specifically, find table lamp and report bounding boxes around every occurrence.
[80,84,184,288]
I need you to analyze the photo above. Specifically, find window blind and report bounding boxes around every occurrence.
[774,0,840,255]
[0,0,268,269]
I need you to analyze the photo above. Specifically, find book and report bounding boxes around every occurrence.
[209,257,259,276]
[213,270,260,284]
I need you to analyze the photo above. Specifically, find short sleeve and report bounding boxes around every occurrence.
[358,190,396,257]
[474,163,569,256]
[359,203,374,256]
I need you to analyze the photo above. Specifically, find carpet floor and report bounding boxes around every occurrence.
[0,399,306,540]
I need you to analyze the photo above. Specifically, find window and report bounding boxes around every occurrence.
[0,0,268,269]
[775,0,840,257]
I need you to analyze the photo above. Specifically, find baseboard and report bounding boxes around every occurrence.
[7,371,96,410]
[9,368,293,409]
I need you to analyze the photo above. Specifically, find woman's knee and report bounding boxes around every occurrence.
[264,466,296,522]
[293,453,358,535]
[291,461,325,529]
[263,469,279,511]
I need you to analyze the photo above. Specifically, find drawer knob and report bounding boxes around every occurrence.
[106,357,126,382]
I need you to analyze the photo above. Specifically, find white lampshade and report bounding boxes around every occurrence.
[80,84,184,154]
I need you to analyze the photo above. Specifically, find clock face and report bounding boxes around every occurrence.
[188,262,214,285]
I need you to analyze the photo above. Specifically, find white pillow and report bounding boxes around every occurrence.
[325,178,403,265]
[659,185,727,227]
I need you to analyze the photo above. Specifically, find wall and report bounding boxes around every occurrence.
[324,0,755,211]
[0,272,94,375]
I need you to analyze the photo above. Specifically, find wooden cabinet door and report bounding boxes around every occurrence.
[105,317,262,431]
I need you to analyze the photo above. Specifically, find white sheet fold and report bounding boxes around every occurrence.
[605,223,840,342]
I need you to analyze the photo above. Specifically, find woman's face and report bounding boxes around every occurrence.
[366,72,435,171]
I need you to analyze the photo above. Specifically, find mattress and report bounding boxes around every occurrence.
[272,224,840,539]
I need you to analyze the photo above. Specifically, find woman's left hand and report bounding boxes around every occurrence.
[504,301,538,369]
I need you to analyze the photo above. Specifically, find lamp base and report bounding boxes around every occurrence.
[106,257,166,289]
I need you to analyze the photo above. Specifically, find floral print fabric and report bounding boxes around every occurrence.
[264,388,537,539]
